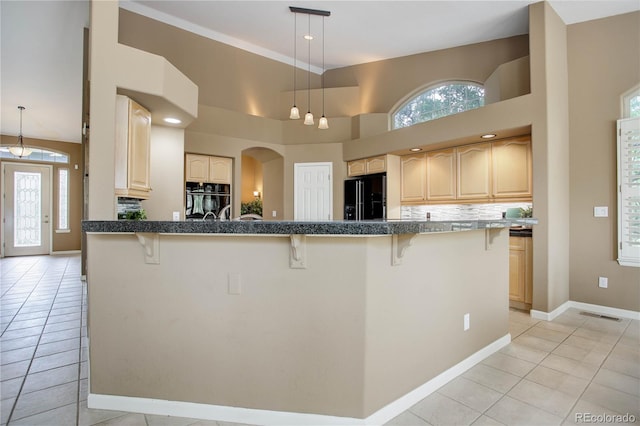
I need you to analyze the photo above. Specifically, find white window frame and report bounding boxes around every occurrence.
[57,168,70,232]
[621,84,640,118]
[617,117,640,267]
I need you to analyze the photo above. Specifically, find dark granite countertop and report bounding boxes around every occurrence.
[82,219,537,235]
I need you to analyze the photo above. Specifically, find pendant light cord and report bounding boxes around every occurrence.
[293,13,297,106]
[307,14,311,114]
[322,16,325,116]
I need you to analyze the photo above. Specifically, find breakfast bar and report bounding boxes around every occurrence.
[82,219,534,425]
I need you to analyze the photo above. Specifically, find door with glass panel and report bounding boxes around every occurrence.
[3,163,51,256]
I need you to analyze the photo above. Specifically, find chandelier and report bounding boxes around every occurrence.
[9,106,32,158]
[288,6,330,130]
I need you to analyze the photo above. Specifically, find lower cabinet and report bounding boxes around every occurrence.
[509,235,533,309]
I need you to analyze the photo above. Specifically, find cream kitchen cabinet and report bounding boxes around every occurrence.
[456,143,492,200]
[492,137,532,200]
[426,148,456,202]
[400,153,426,202]
[347,156,387,177]
[509,235,533,309]
[115,95,151,199]
[185,154,232,184]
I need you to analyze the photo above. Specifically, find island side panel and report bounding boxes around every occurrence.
[86,233,368,418]
[362,229,510,416]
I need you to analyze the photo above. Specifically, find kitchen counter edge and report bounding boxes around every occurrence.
[82,219,537,235]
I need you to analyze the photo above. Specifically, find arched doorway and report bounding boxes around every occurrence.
[241,147,284,220]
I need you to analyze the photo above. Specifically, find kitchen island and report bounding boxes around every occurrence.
[82,219,534,425]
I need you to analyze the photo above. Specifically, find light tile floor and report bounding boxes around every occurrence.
[1,255,638,425]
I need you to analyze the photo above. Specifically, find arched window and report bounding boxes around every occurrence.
[393,82,485,129]
[622,85,640,118]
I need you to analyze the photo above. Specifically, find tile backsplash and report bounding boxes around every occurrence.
[116,197,143,219]
[401,202,533,221]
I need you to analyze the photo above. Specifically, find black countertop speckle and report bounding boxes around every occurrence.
[82,219,537,235]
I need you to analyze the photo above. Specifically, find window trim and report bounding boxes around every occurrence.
[621,84,640,119]
[390,80,485,130]
[57,168,70,231]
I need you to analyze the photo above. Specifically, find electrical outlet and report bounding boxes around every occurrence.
[464,313,470,331]
[172,211,180,221]
[598,276,608,288]
[272,210,277,218]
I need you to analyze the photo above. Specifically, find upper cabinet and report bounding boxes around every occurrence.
[492,137,532,199]
[185,154,232,184]
[456,143,492,200]
[400,153,426,202]
[426,148,457,202]
[348,155,387,177]
[115,95,151,199]
[400,136,532,205]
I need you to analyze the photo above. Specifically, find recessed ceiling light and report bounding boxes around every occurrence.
[481,133,497,139]
[164,117,181,124]
[410,148,422,152]
[304,34,313,40]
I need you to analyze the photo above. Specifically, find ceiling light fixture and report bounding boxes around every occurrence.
[303,13,314,126]
[318,15,328,130]
[288,6,330,127]
[481,133,497,139]
[9,106,32,158]
[164,117,181,124]
[289,12,300,120]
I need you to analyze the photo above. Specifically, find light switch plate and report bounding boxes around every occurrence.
[463,313,470,331]
[594,206,608,217]
[598,276,608,288]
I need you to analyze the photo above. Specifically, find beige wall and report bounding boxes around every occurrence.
[325,35,529,114]
[87,229,508,418]
[1,136,83,252]
[142,126,185,220]
[529,2,571,313]
[240,155,263,203]
[567,11,640,311]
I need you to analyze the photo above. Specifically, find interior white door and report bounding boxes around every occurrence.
[294,162,333,221]
[3,163,52,256]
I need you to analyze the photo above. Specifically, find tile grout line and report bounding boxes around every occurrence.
[0,259,46,339]
[561,317,636,423]
[5,256,73,425]
[75,275,87,426]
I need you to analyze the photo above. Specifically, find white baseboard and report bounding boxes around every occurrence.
[88,334,511,426]
[531,300,639,321]
[51,250,81,255]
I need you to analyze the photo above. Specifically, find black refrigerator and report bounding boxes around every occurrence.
[344,173,386,220]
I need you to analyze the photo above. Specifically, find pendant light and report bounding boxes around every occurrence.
[289,12,300,120]
[288,7,330,126]
[9,106,32,158]
[303,13,314,126]
[318,15,328,130]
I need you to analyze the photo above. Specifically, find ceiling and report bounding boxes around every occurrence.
[1,0,638,144]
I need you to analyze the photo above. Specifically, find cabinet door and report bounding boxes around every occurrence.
[426,149,456,201]
[348,160,366,177]
[401,153,426,202]
[524,237,533,304]
[209,156,232,184]
[492,137,532,199]
[366,156,386,174]
[457,143,492,200]
[185,154,210,182]
[128,99,151,192]
[509,237,526,302]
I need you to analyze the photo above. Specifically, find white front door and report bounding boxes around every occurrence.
[2,163,52,256]
[294,162,332,221]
